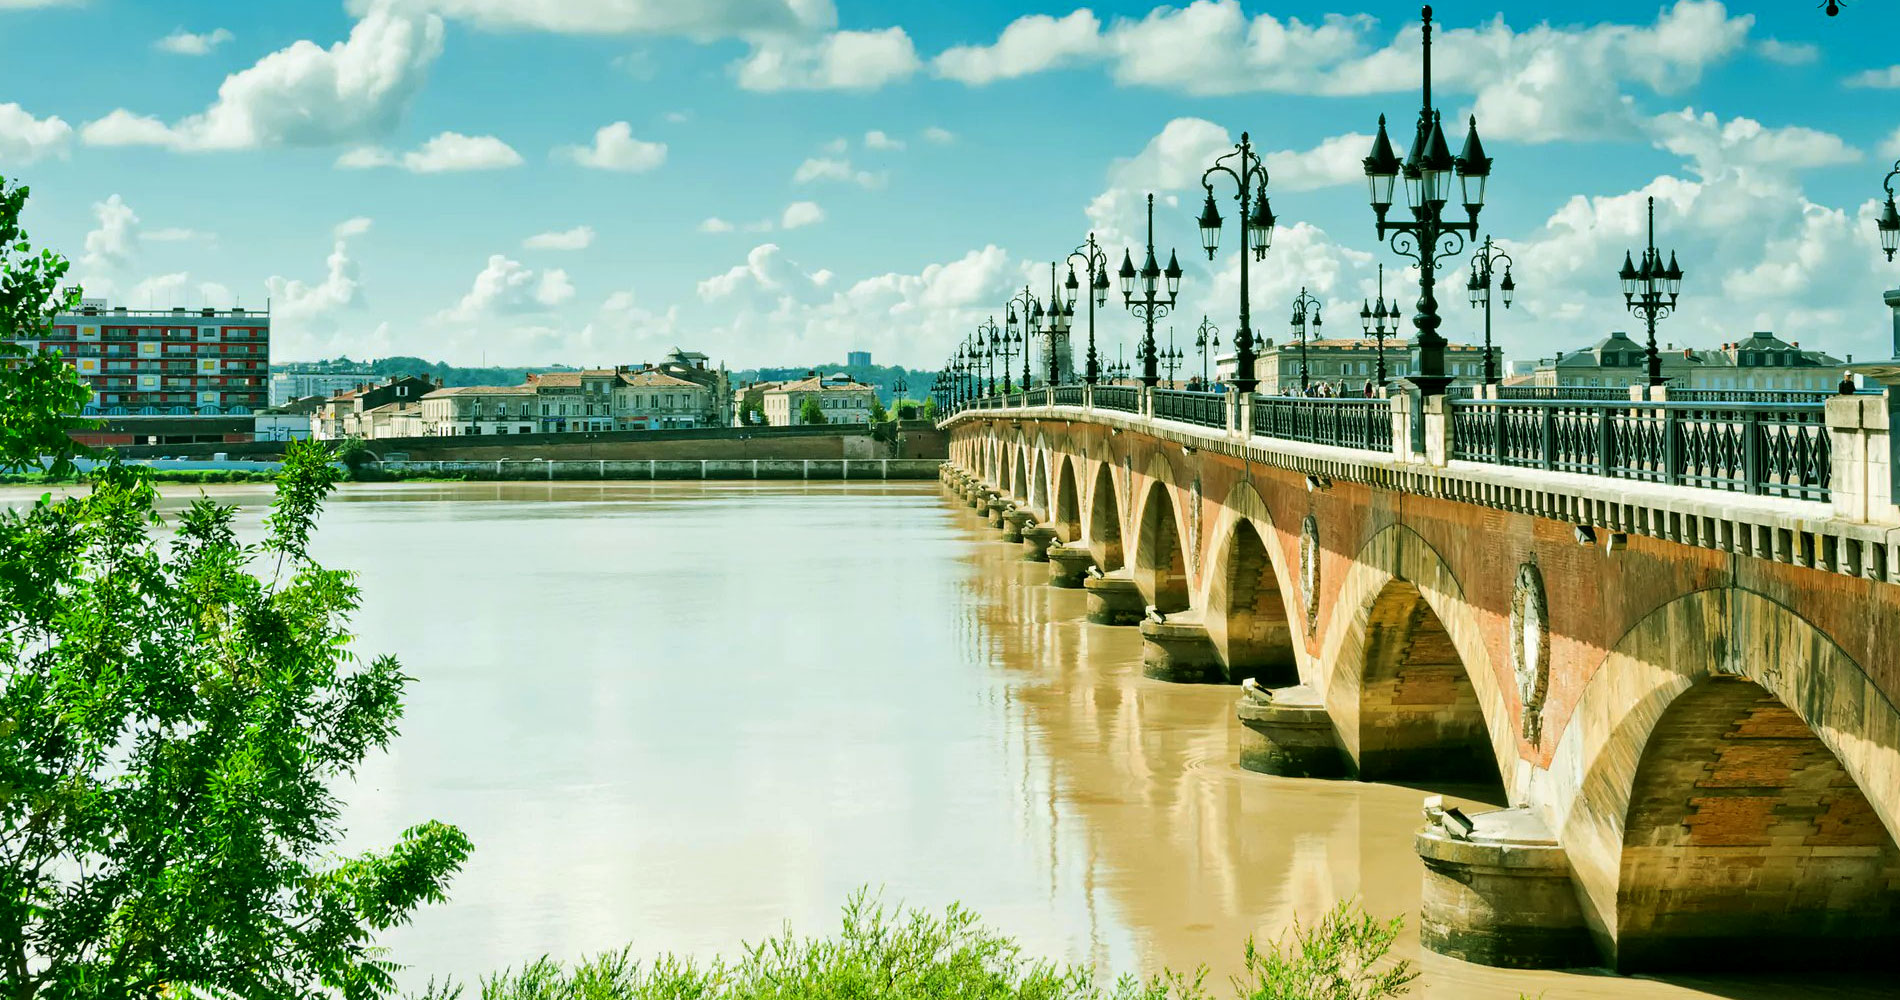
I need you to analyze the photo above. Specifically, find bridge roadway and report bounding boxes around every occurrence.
[940,384,1900,974]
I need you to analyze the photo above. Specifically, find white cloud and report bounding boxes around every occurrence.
[934,10,1102,84]
[1753,38,1816,66]
[1882,126,1900,161]
[0,0,82,7]
[144,227,214,243]
[1266,132,1375,192]
[266,225,369,353]
[733,27,920,91]
[337,131,523,172]
[333,216,373,239]
[523,225,595,250]
[863,129,904,151]
[922,126,955,145]
[663,110,691,123]
[0,102,71,163]
[780,201,824,229]
[698,217,736,233]
[81,194,139,272]
[155,27,234,56]
[81,5,444,151]
[347,0,831,37]
[791,155,884,188]
[439,254,576,321]
[556,120,666,171]
[1845,65,1900,89]
[1645,109,1859,179]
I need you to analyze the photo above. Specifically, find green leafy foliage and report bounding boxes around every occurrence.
[410,894,1421,1000]
[0,267,470,1000]
[797,396,828,426]
[0,176,92,479]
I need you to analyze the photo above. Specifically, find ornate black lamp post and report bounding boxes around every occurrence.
[1004,288,1038,392]
[1198,132,1276,396]
[1289,287,1322,394]
[1360,263,1401,387]
[1465,237,1515,386]
[1066,234,1112,384]
[1360,5,1492,396]
[1118,194,1184,388]
[1040,262,1074,387]
[1878,160,1899,262]
[893,372,908,416]
[1194,315,1219,389]
[1618,196,1683,388]
[973,321,999,397]
[1160,327,1183,387]
[1108,340,1131,383]
[950,346,966,405]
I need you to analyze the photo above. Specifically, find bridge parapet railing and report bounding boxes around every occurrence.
[1152,388,1227,429]
[1093,385,1140,413]
[1496,385,1636,401]
[1665,388,1873,405]
[1448,398,1831,501]
[1250,396,1394,453]
[1051,385,1085,406]
[1021,387,1048,407]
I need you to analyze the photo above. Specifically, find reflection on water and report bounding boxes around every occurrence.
[6,480,1880,998]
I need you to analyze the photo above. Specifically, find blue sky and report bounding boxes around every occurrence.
[0,0,1896,370]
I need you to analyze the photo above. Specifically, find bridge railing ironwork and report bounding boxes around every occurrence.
[1496,385,1635,401]
[1448,398,1831,501]
[1665,388,1872,405]
[1152,388,1226,429]
[1093,386,1140,413]
[1250,396,1394,453]
[1051,385,1085,406]
[1022,387,1048,408]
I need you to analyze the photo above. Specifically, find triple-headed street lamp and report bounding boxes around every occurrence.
[1360,5,1492,396]
[1118,194,1184,388]
[1194,315,1220,389]
[1360,263,1401,387]
[1004,287,1039,392]
[973,318,1000,396]
[1198,131,1276,396]
[1066,234,1113,384]
[1161,327,1183,387]
[1289,287,1322,394]
[1466,236,1515,386]
[1617,196,1684,388]
[893,372,908,416]
[1040,262,1075,387]
[1878,159,1899,262]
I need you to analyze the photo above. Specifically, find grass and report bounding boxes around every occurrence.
[405,894,1423,1000]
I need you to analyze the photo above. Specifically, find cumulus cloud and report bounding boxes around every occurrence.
[82,5,444,151]
[337,131,523,172]
[439,254,577,322]
[334,216,374,239]
[733,27,920,91]
[556,120,666,171]
[1753,38,1816,66]
[934,10,1102,84]
[863,129,904,151]
[780,201,824,230]
[523,225,595,250]
[0,103,72,163]
[81,195,140,272]
[265,221,372,354]
[1645,109,1859,179]
[155,27,234,55]
[1845,65,1900,89]
[922,126,955,145]
[698,217,736,233]
[345,0,831,37]
[791,155,884,188]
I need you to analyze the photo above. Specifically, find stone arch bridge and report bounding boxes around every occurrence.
[942,384,1900,973]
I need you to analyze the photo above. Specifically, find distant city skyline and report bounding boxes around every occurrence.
[0,1,1894,369]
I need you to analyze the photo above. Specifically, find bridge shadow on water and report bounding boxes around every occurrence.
[941,484,1895,1000]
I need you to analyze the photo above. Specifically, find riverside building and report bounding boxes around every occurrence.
[16,299,269,416]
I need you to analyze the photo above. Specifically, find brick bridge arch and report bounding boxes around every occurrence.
[1318,523,1516,786]
[1085,456,1124,572]
[1201,482,1302,687]
[1053,454,1082,542]
[1132,454,1193,614]
[1552,586,1900,971]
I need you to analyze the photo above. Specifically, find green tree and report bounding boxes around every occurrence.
[798,396,829,425]
[869,397,888,423]
[0,175,469,1000]
[0,177,91,479]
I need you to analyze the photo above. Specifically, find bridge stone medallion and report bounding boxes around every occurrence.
[1299,514,1320,636]
[1509,559,1549,744]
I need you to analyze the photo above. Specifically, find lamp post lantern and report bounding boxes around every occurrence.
[1041,261,1075,387]
[1066,234,1112,384]
[1359,263,1402,387]
[974,319,1000,397]
[1290,287,1322,394]
[1198,131,1276,396]
[1119,193,1184,388]
[892,372,908,416]
[1161,327,1183,387]
[1360,5,1491,397]
[1878,159,1899,262]
[1619,196,1683,388]
[1194,315,1220,389]
[1466,236,1515,386]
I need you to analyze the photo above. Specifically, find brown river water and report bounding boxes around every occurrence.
[7,481,1883,998]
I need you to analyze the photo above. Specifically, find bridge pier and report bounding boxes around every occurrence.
[1021,524,1057,561]
[1139,613,1226,683]
[985,496,1010,528]
[1415,806,1596,970]
[1234,685,1353,778]
[1001,507,1032,543]
[1047,543,1095,588]
[969,487,989,510]
[1083,570,1145,626]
